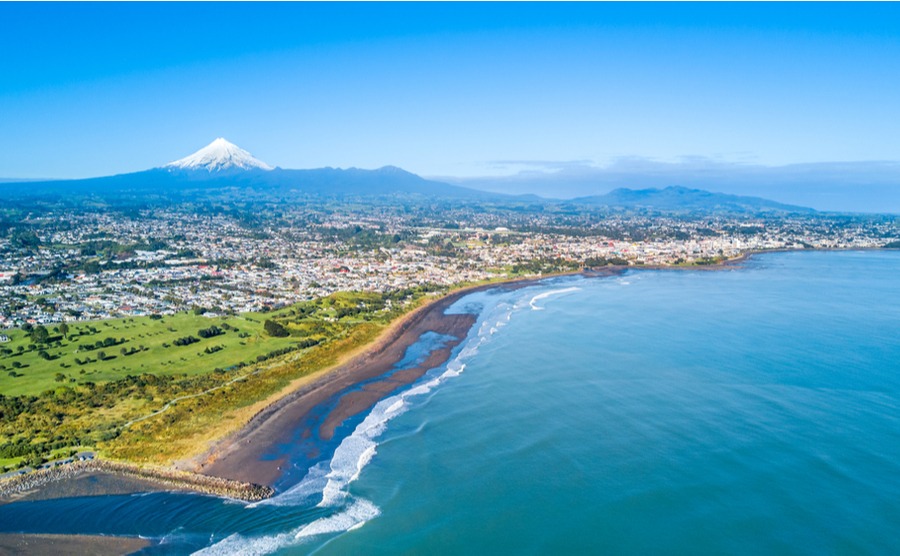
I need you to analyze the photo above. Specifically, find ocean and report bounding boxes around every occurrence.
[2,250,899,555]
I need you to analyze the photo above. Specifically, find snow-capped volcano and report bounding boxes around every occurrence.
[164,138,274,172]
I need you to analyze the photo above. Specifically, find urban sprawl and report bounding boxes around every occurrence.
[2,206,897,328]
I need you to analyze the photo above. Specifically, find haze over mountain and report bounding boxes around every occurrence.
[575,186,813,214]
[0,139,482,201]
[0,138,820,214]
[442,158,900,213]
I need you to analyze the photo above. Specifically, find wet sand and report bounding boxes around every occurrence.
[317,329,470,442]
[0,533,149,555]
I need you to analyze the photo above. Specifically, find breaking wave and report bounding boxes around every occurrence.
[528,286,581,310]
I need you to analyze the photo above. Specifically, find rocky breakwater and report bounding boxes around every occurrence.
[0,459,274,502]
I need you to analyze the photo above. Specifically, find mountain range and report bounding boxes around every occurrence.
[0,139,813,213]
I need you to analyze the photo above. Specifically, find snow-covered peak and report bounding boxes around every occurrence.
[164,138,273,172]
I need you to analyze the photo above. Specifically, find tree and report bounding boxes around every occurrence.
[83,260,102,274]
[263,319,289,337]
[58,323,69,339]
[30,325,50,344]
[97,351,107,361]
[11,229,40,249]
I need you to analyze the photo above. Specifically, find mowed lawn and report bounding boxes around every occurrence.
[0,312,298,397]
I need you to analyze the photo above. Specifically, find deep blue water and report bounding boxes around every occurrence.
[2,251,899,555]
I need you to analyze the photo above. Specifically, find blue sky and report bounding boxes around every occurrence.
[2,2,900,186]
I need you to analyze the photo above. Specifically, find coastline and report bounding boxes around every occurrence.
[191,259,747,487]
[0,257,747,499]
[0,273,573,503]
[191,273,572,486]
[0,248,892,549]
[0,272,585,551]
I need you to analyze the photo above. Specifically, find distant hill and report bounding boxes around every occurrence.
[573,186,814,213]
[0,167,484,202]
[0,139,487,202]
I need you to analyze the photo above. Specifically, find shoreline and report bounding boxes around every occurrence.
[192,256,770,485]
[0,247,890,556]
[0,273,575,501]
[0,249,801,499]
[191,272,576,486]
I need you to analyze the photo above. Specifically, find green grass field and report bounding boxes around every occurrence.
[0,312,301,397]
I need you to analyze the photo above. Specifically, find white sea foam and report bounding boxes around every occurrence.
[528,286,581,311]
[250,462,330,508]
[295,498,380,539]
[317,359,470,508]
[194,529,296,556]
[197,497,381,555]
[385,398,405,415]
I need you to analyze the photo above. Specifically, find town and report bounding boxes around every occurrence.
[2,202,897,328]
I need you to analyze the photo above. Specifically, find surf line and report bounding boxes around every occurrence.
[528,286,581,311]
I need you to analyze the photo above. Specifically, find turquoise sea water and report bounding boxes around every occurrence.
[2,251,899,555]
